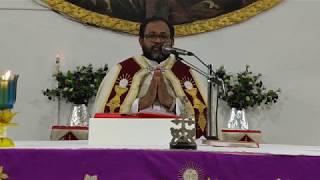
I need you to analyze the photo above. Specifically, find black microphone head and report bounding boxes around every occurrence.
[162,44,194,56]
[162,44,172,55]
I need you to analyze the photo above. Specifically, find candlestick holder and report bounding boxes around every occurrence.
[0,109,17,147]
[0,71,19,147]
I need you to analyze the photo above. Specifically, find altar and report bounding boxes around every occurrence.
[1,141,320,180]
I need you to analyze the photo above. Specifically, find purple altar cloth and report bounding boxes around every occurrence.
[1,148,320,180]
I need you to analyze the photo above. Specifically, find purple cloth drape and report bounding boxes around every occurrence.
[0,148,319,180]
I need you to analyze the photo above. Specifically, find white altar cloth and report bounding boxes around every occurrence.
[10,140,320,156]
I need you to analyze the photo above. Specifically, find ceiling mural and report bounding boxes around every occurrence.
[42,0,282,36]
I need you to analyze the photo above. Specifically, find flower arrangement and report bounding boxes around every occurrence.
[43,64,108,105]
[216,65,280,110]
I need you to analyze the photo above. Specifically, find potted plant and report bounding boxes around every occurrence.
[216,65,280,129]
[43,64,108,126]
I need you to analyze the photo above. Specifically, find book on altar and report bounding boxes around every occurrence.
[221,129,262,144]
[202,139,259,148]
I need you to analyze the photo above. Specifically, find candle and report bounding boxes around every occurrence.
[0,71,18,110]
[0,71,10,109]
[7,75,17,109]
[4,71,10,108]
[55,53,61,74]
[12,75,18,104]
[2,80,8,109]
[0,79,6,109]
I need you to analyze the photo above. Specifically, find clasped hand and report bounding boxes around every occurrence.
[139,68,174,111]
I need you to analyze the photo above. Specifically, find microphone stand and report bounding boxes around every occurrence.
[174,53,224,140]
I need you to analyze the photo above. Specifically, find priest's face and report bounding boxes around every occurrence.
[139,20,174,63]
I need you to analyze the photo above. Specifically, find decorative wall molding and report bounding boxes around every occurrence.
[42,0,282,36]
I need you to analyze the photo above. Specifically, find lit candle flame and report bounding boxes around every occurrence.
[2,71,11,80]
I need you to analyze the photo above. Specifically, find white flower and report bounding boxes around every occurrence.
[251,88,257,94]
[229,76,238,86]
[227,91,234,96]
[245,96,250,101]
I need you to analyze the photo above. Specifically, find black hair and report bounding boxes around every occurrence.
[139,16,175,39]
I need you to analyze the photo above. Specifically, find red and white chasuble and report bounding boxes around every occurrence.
[92,55,213,138]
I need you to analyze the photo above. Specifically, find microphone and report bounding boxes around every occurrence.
[162,45,193,56]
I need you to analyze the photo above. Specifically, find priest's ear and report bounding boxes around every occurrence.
[170,38,174,47]
[139,37,143,47]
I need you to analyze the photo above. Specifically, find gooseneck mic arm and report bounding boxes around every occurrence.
[175,56,213,79]
[163,45,225,140]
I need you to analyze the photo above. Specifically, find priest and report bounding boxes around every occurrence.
[92,16,211,138]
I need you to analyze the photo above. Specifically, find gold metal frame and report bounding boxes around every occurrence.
[43,0,282,36]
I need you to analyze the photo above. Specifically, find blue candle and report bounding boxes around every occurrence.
[0,71,18,110]
[7,78,15,109]
[10,75,18,108]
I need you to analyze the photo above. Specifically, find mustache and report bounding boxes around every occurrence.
[151,45,163,50]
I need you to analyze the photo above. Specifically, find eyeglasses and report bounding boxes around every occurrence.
[144,33,171,41]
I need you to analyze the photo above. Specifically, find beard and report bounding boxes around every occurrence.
[141,44,170,63]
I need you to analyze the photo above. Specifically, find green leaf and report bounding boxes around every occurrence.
[42,64,108,104]
[217,65,280,109]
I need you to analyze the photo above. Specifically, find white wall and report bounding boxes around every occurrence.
[1,0,319,145]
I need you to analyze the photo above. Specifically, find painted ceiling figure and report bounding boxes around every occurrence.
[66,0,257,24]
